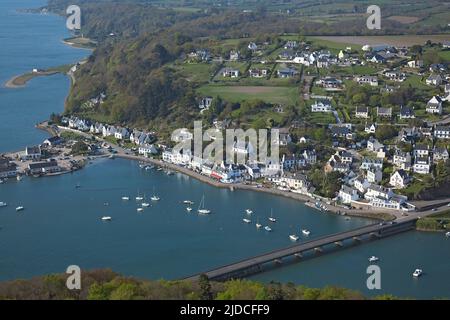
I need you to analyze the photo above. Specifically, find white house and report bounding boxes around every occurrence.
[434,126,450,139]
[367,138,384,152]
[426,74,442,86]
[390,170,411,189]
[355,106,369,119]
[413,156,431,174]
[339,185,360,204]
[365,123,377,134]
[360,158,383,170]
[355,75,378,86]
[426,96,443,114]
[393,150,412,170]
[138,145,158,157]
[367,167,382,183]
[354,176,370,193]
[311,100,332,112]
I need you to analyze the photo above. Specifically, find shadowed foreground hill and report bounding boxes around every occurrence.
[0,269,400,300]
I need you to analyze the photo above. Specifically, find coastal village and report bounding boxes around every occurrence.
[2,38,450,217]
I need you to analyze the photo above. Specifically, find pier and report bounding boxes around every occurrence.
[184,217,418,282]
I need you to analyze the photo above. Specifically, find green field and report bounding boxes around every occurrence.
[197,85,299,105]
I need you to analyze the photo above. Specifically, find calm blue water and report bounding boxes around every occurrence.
[0,0,88,152]
[0,0,449,299]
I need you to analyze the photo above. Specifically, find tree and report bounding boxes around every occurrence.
[199,274,213,300]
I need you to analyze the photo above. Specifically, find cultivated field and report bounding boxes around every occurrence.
[197,85,299,105]
[312,35,450,47]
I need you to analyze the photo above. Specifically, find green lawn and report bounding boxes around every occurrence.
[174,63,215,82]
[197,84,299,105]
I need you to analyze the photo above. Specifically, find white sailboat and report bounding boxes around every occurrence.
[135,190,143,201]
[268,209,276,222]
[121,196,130,201]
[368,256,379,263]
[255,217,262,229]
[245,209,253,215]
[137,207,144,212]
[142,196,151,207]
[101,216,112,221]
[183,200,194,205]
[150,187,160,201]
[197,195,211,215]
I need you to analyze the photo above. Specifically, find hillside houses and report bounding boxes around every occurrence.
[355,75,378,87]
[311,100,332,112]
[355,106,369,118]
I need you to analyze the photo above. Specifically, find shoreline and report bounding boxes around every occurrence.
[4,70,60,89]
[115,153,395,221]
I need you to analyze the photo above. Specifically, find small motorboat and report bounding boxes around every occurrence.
[122,196,130,201]
[302,229,311,236]
[445,232,450,237]
[0,202,7,208]
[136,196,144,201]
[16,206,24,212]
[101,216,112,221]
[256,223,262,229]
[142,202,150,207]
[243,218,251,224]
[289,235,299,241]
[137,208,144,212]
[183,200,194,205]
[150,196,160,201]
[412,269,423,277]
[264,226,272,232]
[368,256,379,263]
[245,209,253,215]
[186,207,193,212]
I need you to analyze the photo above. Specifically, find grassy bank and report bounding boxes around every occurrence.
[416,210,450,232]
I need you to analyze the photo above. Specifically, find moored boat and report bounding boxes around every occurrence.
[368,256,379,263]
[302,229,311,236]
[197,194,211,215]
[243,218,251,224]
[245,209,253,215]
[264,226,272,232]
[186,207,193,212]
[101,216,112,221]
[412,269,423,277]
[16,206,24,212]
[137,208,144,212]
[289,234,299,241]
[0,202,7,208]
[122,196,130,201]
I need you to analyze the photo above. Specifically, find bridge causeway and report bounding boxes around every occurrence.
[184,217,417,282]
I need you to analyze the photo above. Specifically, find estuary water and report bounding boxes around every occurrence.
[0,0,448,299]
